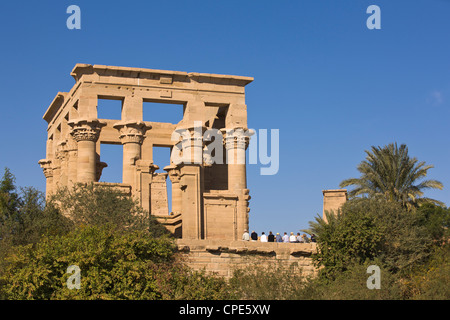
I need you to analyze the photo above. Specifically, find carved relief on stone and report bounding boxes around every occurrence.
[68,119,105,142]
[55,141,69,161]
[65,135,78,152]
[243,188,251,213]
[151,173,169,216]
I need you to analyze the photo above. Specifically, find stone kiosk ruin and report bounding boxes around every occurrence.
[39,64,328,278]
[39,64,253,241]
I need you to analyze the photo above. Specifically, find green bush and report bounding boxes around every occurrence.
[415,203,450,243]
[227,263,308,300]
[399,245,450,300]
[0,225,229,300]
[343,198,434,274]
[307,198,434,281]
[0,171,229,300]
[1,168,448,300]
[49,183,169,237]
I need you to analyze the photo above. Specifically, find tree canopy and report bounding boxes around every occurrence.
[339,143,443,210]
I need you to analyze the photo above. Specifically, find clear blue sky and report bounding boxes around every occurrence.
[0,1,449,234]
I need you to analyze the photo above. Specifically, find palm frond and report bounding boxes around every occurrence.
[339,143,444,209]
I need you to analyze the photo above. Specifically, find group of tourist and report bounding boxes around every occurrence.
[242,230,316,243]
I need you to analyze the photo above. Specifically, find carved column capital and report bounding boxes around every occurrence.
[113,121,150,144]
[221,127,254,150]
[164,164,181,183]
[69,119,105,143]
[38,159,53,178]
[173,123,207,165]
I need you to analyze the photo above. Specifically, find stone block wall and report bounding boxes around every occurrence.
[176,239,318,279]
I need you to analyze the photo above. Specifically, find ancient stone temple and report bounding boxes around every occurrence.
[39,64,253,240]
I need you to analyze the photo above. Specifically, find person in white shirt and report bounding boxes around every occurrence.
[260,232,268,242]
[289,232,297,243]
[242,230,250,241]
[282,232,289,243]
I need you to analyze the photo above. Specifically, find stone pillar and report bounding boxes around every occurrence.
[51,159,61,193]
[113,121,149,188]
[55,141,69,187]
[121,96,143,121]
[66,137,78,187]
[322,189,348,222]
[222,128,251,191]
[136,160,159,212]
[221,127,252,238]
[175,124,206,239]
[151,173,170,216]
[179,163,203,239]
[164,164,182,215]
[69,119,105,183]
[177,124,204,165]
[38,159,53,198]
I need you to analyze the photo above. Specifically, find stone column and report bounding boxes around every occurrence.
[38,159,53,198]
[69,119,105,183]
[221,127,253,238]
[175,124,206,239]
[179,163,203,239]
[55,141,69,187]
[66,137,78,187]
[51,159,61,193]
[164,164,182,215]
[176,124,204,165]
[136,160,159,212]
[113,121,150,187]
[221,128,251,191]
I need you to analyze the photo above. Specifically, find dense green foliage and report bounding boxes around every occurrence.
[231,199,449,300]
[1,225,227,300]
[0,165,448,300]
[305,198,443,276]
[0,169,228,300]
[49,183,170,237]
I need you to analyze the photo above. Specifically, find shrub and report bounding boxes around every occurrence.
[0,225,229,300]
[307,198,434,281]
[399,245,450,300]
[49,183,169,237]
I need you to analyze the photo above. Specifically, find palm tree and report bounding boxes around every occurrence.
[301,210,341,239]
[339,143,444,210]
